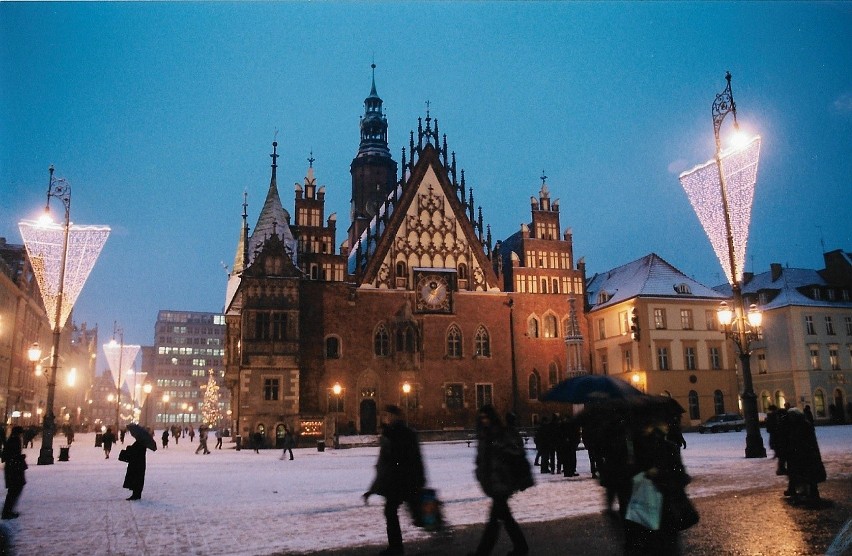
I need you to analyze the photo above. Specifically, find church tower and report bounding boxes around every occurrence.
[348,64,398,250]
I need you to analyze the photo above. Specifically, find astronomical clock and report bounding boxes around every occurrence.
[414,269,455,313]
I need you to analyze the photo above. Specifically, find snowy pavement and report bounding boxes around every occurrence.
[3,426,851,555]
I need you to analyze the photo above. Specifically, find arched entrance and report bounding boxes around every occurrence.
[360,399,377,434]
[834,389,846,423]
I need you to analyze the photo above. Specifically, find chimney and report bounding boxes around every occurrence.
[742,272,754,285]
[771,263,783,282]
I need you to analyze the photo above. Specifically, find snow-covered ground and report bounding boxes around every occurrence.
[4,426,851,555]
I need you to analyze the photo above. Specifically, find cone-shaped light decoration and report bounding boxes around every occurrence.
[102,341,141,389]
[19,220,111,330]
[678,136,761,285]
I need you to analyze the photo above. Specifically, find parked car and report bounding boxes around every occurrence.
[698,413,745,433]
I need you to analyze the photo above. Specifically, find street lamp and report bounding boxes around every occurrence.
[679,72,766,458]
[18,166,110,465]
[402,382,411,425]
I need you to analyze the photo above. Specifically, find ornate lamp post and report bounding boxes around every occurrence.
[679,72,766,458]
[18,166,110,465]
[162,393,170,428]
[402,382,411,425]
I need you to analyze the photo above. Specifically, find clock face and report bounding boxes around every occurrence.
[416,274,451,311]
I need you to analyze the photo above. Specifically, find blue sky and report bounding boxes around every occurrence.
[2,2,851,359]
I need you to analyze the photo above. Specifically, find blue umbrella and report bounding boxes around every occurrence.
[542,374,643,403]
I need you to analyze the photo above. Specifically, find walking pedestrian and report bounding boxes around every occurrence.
[195,426,210,454]
[161,429,169,449]
[101,426,117,459]
[252,430,264,453]
[188,426,195,443]
[468,404,531,556]
[624,416,693,556]
[363,405,425,556]
[215,428,223,449]
[2,426,27,520]
[783,407,826,505]
[279,425,295,460]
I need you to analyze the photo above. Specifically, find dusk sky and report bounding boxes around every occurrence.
[2,3,850,365]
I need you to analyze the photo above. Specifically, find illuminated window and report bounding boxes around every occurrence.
[681,309,694,330]
[528,317,540,338]
[543,315,557,338]
[814,390,826,418]
[263,378,279,401]
[445,383,464,409]
[654,308,667,329]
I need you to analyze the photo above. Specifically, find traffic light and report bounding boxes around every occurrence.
[630,308,640,341]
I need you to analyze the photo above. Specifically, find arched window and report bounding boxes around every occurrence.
[374,325,389,357]
[543,315,558,338]
[548,363,559,385]
[760,391,772,413]
[458,263,468,279]
[474,326,491,357]
[713,390,725,415]
[447,325,462,358]
[774,390,786,408]
[688,390,700,420]
[396,325,416,353]
[325,336,341,359]
[527,316,540,338]
[528,371,540,400]
[814,389,826,418]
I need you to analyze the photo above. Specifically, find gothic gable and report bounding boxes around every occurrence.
[359,145,500,292]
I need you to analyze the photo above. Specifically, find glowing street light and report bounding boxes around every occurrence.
[679,72,766,458]
[18,166,110,465]
[103,326,140,432]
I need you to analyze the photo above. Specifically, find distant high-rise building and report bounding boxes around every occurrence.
[150,310,228,431]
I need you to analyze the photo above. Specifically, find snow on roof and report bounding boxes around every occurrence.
[714,267,852,310]
[586,253,726,310]
[248,179,297,267]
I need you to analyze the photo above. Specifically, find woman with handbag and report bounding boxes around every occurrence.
[624,417,696,556]
[122,437,148,500]
[2,426,27,519]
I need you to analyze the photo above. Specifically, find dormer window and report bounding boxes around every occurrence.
[597,291,611,304]
[674,283,692,295]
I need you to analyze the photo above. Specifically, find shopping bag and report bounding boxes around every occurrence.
[118,449,129,463]
[662,489,699,531]
[411,488,444,532]
[625,472,663,530]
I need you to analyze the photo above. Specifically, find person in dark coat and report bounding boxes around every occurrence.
[665,416,687,452]
[783,408,826,505]
[252,431,264,453]
[2,426,27,519]
[122,438,149,500]
[279,425,295,460]
[624,417,692,556]
[469,404,530,556]
[363,405,425,556]
[161,429,169,449]
[102,427,117,459]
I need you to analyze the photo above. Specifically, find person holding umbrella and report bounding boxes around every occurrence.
[121,423,157,501]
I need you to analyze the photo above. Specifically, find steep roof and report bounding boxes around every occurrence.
[586,253,726,311]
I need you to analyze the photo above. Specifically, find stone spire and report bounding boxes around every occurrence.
[248,141,297,265]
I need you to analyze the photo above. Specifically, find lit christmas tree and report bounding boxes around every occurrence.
[201,370,221,427]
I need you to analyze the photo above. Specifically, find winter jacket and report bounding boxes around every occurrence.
[369,420,425,501]
[475,426,532,499]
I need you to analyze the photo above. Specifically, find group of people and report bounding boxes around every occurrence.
[766,403,827,505]
[364,404,533,556]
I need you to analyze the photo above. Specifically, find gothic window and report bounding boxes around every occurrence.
[528,317,540,338]
[325,336,341,359]
[447,325,463,358]
[458,263,468,279]
[548,363,558,385]
[714,390,725,415]
[541,279,548,293]
[688,390,700,420]
[374,325,389,357]
[396,325,416,353]
[543,315,557,338]
[474,326,491,357]
[528,371,540,400]
[396,261,407,281]
[552,279,559,293]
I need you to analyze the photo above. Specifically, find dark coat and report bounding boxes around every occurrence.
[2,434,26,489]
[122,440,148,492]
[784,410,826,484]
[369,419,424,502]
[475,424,532,499]
[102,430,116,450]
